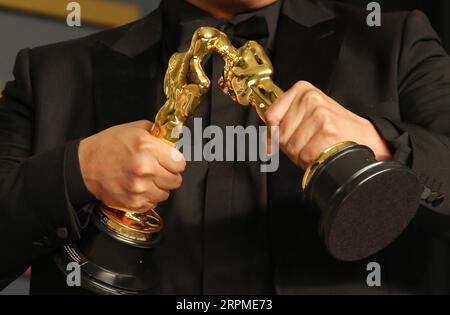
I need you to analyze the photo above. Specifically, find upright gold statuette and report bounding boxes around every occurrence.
[56,27,422,295]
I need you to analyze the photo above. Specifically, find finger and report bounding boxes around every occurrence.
[125,180,169,209]
[283,117,320,168]
[278,93,307,146]
[298,133,335,169]
[103,196,156,214]
[128,201,157,213]
[144,182,171,204]
[265,81,314,126]
[125,173,173,202]
[155,143,187,174]
[152,164,183,190]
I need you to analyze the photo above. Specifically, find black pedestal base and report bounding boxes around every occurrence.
[54,210,159,295]
[305,144,422,261]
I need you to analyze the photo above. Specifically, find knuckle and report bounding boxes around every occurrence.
[175,175,183,188]
[265,110,282,126]
[285,141,298,158]
[320,124,338,138]
[311,105,329,120]
[131,164,147,177]
[127,180,145,194]
[125,180,135,193]
[294,80,312,90]
[131,158,153,177]
[136,131,151,147]
[303,90,323,107]
[299,150,314,166]
[128,198,145,211]
[178,159,187,172]
[279,133,289,147]
[136,203,154,213]
[156,190,170,202]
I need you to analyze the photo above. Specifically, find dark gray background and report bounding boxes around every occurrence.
[0,0,160,85]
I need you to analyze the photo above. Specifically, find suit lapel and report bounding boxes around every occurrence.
[273,0,346,94]
[269,0,347,259]
[92,7,164,132]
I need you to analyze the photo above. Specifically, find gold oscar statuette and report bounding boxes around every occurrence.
[56,27,421,295]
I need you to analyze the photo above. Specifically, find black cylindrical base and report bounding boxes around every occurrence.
[54,211,159,295]
[305,145,422,261]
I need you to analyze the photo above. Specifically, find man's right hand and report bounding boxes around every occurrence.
[78,120,186,213]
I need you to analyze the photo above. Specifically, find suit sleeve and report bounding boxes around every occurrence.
[376,11,450,233]
[0,49,86,289]
[65,139,95,210]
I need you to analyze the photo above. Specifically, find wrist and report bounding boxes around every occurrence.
[363,119,393,161]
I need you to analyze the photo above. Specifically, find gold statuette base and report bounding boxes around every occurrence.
[98,204,163,246]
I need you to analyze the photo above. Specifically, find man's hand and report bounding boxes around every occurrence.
[265,81,392,169]
[79,120,186,213]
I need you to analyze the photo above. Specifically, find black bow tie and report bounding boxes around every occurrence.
[218,15,269,47]
[178,15,269,51]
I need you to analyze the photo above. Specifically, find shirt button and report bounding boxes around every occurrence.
[56,227,69,239]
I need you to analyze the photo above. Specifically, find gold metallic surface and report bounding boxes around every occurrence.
[101,27,356,240]
[219,40,284,122]
[301,141,358,190]
[150,27,240,142]
[99,204,162,243]
[101,27,242,239]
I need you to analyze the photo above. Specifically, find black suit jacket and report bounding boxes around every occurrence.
[1,0,450,294]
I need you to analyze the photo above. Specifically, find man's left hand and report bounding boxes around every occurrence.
[265,81,392,170]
